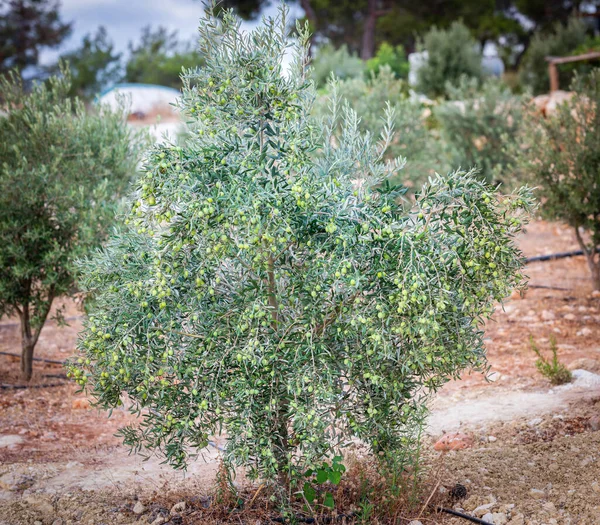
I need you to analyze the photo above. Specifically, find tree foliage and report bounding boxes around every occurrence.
[435,76,525,187]
[310,44,364,89]
[366,42,409,79]
[312,66,446,191]
[0,0,71,74]
[53,26,121,99]
[518,70,600,289]
[416,21,483,99]
[519,17,589,95]
[0,68,144,381]
[71,6,533,502]
[124,26,204,89]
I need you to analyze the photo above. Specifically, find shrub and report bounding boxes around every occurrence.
[529,335,572,385]
[519,17,588,95]
[311,43,365,89]
[0,67,144,381]
[70,5,533,508]
[416,21,483,99]
[366,42,409,80]
[312,66,447,192]
[434,76,525,187]
[518,70,600,290]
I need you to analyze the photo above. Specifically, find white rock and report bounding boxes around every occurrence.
[482,513,495,523]
[488,436,498,442]
[473,501,496,517]
[133,501,146,515]
[408,521,423,525]
[541,310,556,321]
[530,488,545,499]
[0,435,24,448]
[576,327,592,337]
[150,517,166,525]
[491,513,508,525]
[171,501,186,514]
[527,418,543,427]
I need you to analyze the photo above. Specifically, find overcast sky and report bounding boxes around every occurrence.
[41,0,302,65]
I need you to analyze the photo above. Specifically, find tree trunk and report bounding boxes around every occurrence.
[19,306,35,382]
[361,0,378,60]
[574,226,600,291]
[588,258,600,292]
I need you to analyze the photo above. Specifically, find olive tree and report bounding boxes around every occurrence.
[71,5,533,504]
[0,68,143,381]
[519,70,600,289]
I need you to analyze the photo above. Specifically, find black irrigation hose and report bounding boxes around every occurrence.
[0,351,66,365]
[525,248,599,264]
[437,506,494,525]
[1,382,67,390]
[271,513,355,524]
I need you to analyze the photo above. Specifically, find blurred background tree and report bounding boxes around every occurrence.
[0,0,71,75]
[123,26,204,89]
[49,26,121,99]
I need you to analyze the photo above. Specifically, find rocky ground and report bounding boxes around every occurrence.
[1,220,599,524]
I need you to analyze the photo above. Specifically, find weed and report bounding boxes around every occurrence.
[530,335,572,385]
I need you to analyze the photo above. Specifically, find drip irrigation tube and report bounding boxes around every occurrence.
[1,382,67,389]
[0,351,65,365]
[437,506,494,524]
[526,248,599,264]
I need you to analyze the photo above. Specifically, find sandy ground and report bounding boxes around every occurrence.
[1,220,599,524]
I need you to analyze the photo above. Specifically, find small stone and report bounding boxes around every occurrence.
[542,502,557,514]
[591,481,600,493]
[541,310,556,321]
[564,313,576,321]
[527,418,543,427]
[408,521,423,525]
[433,432,474,451]
[0,471,35,491]
[34,522,42,525]
[491,513,508,525]
[150,517,165,525]
[588,416,600,431]
[473,501,496,517]
[133,501,146,515]
[71,398,91,410]
[170,501,186,514]
[52,520,64,525]
[488,435,497,442]
[0,435,25,448]
[482,513,494,523]
[530,488,545,499]
[508,514,525,525]
[576,327,592,337]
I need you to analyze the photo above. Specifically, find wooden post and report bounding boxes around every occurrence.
[548,61,559,92]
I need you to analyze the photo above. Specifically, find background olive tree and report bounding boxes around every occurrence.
[416,21,483,99]
[71,5,533,508]
[0,68,144,381]
[518,70,600,289]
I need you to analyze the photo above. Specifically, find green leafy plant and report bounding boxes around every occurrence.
[416,21,483,99]
[311,43,365,89]
[519,17,589,95]
[0,67,144,381]
[71,4,533,508]
[302,455,346,509]
[312,66,447,192]
[435,76,525,187]
[366,42,409,79]
[517,69,600,289]
[529,335,572,385]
